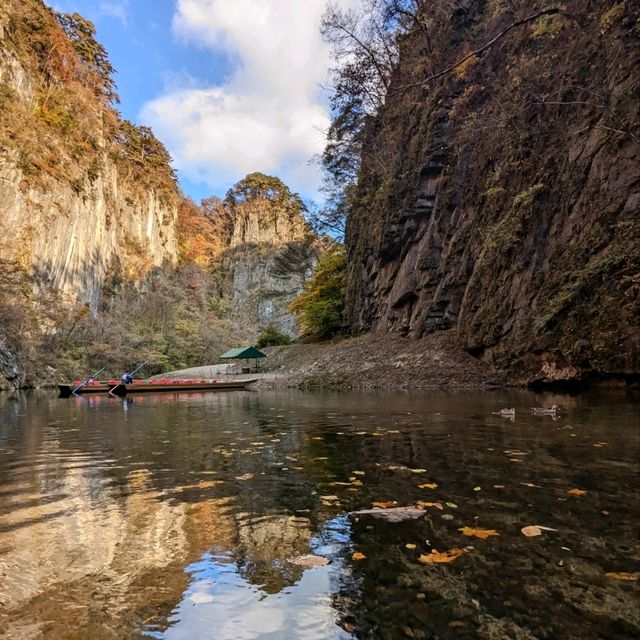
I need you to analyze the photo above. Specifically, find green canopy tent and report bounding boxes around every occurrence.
[220,347,267,374]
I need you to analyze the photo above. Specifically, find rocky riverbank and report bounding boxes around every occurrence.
[260,330,502,390]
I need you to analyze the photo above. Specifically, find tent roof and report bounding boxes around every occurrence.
[220,346,267,359]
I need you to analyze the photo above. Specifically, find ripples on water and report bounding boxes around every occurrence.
[0,389,638,639]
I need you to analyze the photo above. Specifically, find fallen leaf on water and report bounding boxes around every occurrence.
[405,543,417,550]
[446,502,458,509]
[521,525,557,537]
[418,548,466,564]
[605,572,639,581]
[409,468,428,474]
[568,488,587,496]
[417,501,444,510]
[288,554,330,567]
[459,526,499,539]
[349,506,425,522]
[372,500,397,508]
[521,525,542,537]
[353,470,365,475]
[493,485,505,489]
[352,552,366,560]
[473,486,482,492]
[419,482,438,489]
[235,473,254,481]
[521,482,541,488]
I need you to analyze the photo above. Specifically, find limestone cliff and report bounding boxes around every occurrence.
[226,192,315,339]
[346,0,639,383]
[191,173,317,341]
[0,0,177,310]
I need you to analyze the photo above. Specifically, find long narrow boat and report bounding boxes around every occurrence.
[58,378,258,398]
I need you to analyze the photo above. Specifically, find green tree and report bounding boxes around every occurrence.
[289,245,346,338]
[55,12,118,104]
[224,172,305,215]
[256,324,291,348]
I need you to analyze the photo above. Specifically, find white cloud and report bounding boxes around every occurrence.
[99,0,128,25]
[142,0,354,198]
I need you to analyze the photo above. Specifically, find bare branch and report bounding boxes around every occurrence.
[391,7,562,95]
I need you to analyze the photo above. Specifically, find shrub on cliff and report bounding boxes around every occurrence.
[256,325,291,348]
[289,245,346,338]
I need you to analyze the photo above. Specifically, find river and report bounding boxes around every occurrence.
[0,388,638,639]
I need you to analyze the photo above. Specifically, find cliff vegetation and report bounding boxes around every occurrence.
[329,0,639,384]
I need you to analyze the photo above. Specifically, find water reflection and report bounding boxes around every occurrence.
[0,389,638,639]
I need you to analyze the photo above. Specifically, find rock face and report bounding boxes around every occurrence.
[0,158,177,310]
[225,201,314,339]
[346,1,639,382]
[0,18,177,310]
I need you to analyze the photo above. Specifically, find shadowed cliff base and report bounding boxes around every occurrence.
[260,330,503,390]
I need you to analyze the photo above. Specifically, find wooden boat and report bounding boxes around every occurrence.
[58,378,258,397]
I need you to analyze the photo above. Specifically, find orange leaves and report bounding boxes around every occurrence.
[459,526,499,539]
[606,572,639,581]
[567,488,587,496]
[419,548,467,564]
[371,500,397,509]
[418,482,438,489]
[352,552,366,561]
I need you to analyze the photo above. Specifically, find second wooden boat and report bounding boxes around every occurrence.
[58,378,258,397]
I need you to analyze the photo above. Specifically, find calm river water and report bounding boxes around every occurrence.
[0,389,638,640]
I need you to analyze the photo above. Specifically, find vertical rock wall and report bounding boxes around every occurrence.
[346,1,640,382]
[225,206,314,339]
[0,32,177,310]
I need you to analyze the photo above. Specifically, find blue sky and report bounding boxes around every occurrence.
[50,0,352,204]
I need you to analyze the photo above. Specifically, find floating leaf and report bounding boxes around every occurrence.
[409,468,427,474]
[459,526,499,539]
[372,500,397,508]
[473,486,482,492]
[352,552,366,560]
[417,501,444,510]
[235,473,254,481]
[405,543,417,550]
[288,554,330,567]
[446,502,458,509]
[350,506,425,522]
[605,572,639,581]
[568,488,587,496]
[419,482,438,489]
[418,548,466,564]
[321,495,339,501]
[521,525,557,537]
[521,525,542,537]
[521,482,541,488]
[353,471,365,476]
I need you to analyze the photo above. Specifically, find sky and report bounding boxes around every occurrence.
[50,0,353,204]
